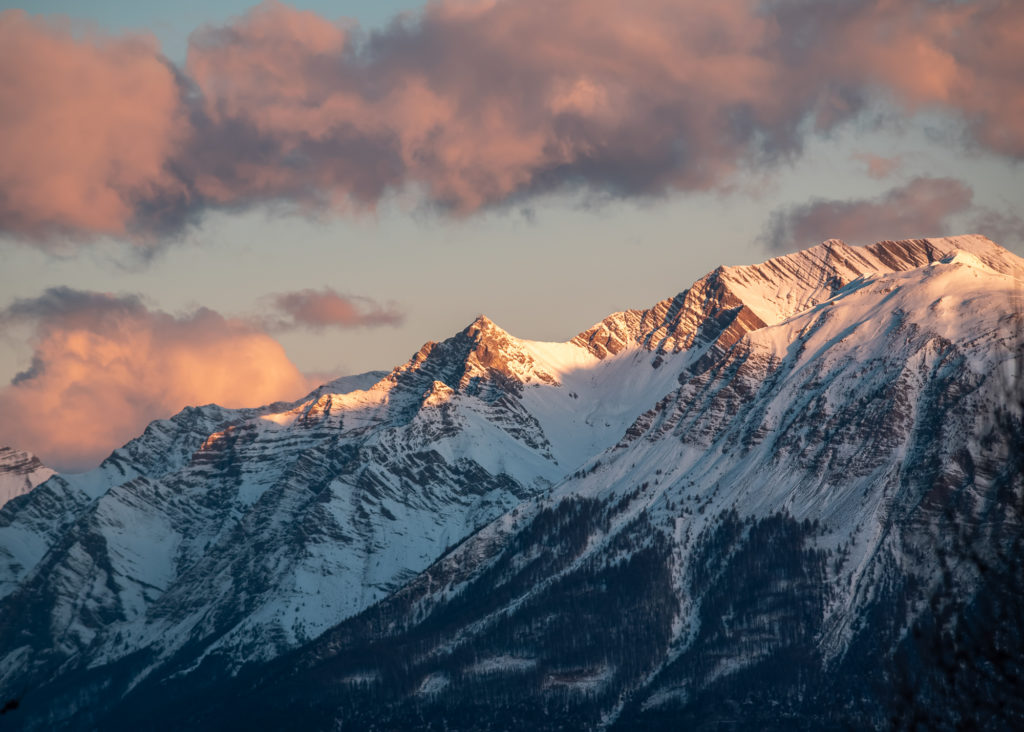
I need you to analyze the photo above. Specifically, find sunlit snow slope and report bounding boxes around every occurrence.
[1,235,1021,732]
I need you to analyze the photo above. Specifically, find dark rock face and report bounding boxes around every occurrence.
[1,236,1022,731]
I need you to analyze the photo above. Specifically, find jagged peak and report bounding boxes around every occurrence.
[709,234,1022,326]
[573,234,1022,362]
[397,316,512,376]
[461,313,515,341]
[387,312,557,401]
[912,234,1023,277]
[0,446,50,473]
[0,446,55,508]
[467,313,496,329]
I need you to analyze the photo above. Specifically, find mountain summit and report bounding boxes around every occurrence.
[0,447,53,509]
[575,235,1022,361]
[1,235,1021,730]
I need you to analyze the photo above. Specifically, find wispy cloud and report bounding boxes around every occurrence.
[760,177,975,251]
[0,287,312,471]
[261,288,404,330]
[1,0,1022,245]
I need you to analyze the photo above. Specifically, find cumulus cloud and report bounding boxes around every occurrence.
[0,287,312,471]
[760,177,975,251]
[263,288,404,330]
[0,11,189,243]
[1,0,1022,243]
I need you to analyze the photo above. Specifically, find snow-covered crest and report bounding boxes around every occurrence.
[0,234,1021,728]
[0,446,54,508]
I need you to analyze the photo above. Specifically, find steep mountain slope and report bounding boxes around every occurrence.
[0,319,692,724]
[99,235,1022,731]
[0,448,53,509]
[1,235,1020,730]
[0,399,294,602]
[573,235,1020,360]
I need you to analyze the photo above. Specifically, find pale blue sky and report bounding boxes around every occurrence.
[4,1,420,60]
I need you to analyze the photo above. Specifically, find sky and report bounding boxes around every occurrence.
[0,0,1022,471]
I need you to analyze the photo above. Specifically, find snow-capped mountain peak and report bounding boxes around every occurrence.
[0,446,54,508]
[572,235,1020,370]
[1,235,1021,730]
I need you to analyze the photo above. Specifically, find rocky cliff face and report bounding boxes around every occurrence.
[0,448,53,510]
[0,299,692,723]
[1,235,1021,730]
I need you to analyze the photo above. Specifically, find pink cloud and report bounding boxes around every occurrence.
[0,10,189,242]
[0,288,312,471]
[0,1,1021,243]
[798,0,1024,157]
[761,177,975,251]
[181,0,800,212]
[265,288,403,330]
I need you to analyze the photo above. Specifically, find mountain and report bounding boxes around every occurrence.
[0,448,53,509]
[1,235,1021,730]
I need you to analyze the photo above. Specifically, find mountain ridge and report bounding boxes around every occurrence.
[1,234,1021,730]
[0,447,54,510]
